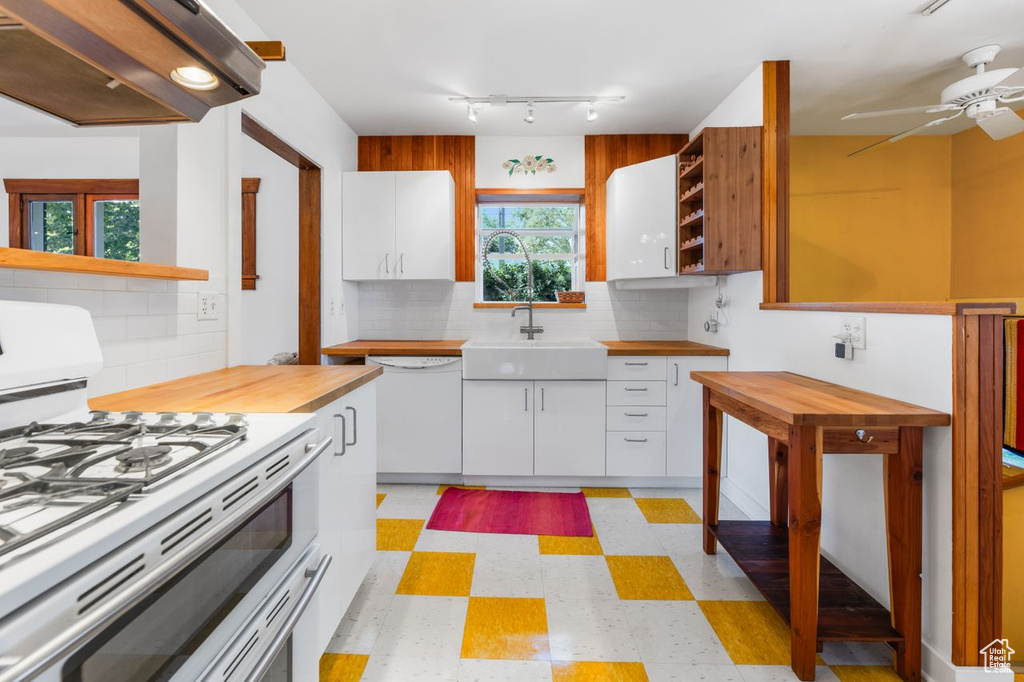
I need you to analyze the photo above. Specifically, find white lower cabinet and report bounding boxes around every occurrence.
[534,381,606,476]
[666,355,728,477]
[607,431,667,476]
[463,380,535,476]
[313,381,377,652]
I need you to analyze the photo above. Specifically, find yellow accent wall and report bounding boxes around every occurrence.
[1005,486,1024,651]
[950,124,1024,299]
[790,136,953,302]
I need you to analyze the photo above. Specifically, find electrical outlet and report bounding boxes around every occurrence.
[841,316,866,350]
[198,292,218,320]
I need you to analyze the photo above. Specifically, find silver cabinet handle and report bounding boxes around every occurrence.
[241,553,333,682]
[625,437,649,443]
[524,387,529,411]
[624,361,648,366]
[398,253,405,274]
[624,412,649,418]
[625,387,649,392]
[541,387,545,411]
[674,362,680,386]
[333,414,347,456]
[345,406,358,446]
[664,246,669,270]
[385,253,390,274]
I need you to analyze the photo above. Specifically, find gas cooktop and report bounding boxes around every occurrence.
[0,411,248,559]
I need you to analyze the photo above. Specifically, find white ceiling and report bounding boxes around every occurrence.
[234,0,1024,137]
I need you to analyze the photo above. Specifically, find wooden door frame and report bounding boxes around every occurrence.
[241,112,321,365]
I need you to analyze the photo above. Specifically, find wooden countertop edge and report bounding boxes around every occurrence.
[760,301,1017,316]
[323,340,729,357]
[91,365,383,414]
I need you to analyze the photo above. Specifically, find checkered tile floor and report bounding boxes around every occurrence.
[320,485,902,681]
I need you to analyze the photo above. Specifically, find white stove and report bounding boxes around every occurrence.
[0,302,329,682]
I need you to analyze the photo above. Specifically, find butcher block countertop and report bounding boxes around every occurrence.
[90,365,382,414]
[322,339,728,357]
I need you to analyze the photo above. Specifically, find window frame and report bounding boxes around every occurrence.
[5,179,139,259]
[475,200,586,304]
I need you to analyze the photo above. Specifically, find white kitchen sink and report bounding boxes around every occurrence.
[461,339,608,380]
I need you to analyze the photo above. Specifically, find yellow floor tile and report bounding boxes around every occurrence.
[605,555,693,600]
[396,551,476,596]
[437,484,487,495]
[461,596,550,661]
[699,601,825,666]
[582,487,632,498]
[376,518,424,551]
[552,661,649,681]
[539,531,603,555]
[634,498,701,523]
[376,493,386,508]
[830,666,902,681]
[319,653,368,682]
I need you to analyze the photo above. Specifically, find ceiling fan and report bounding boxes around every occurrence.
[843,45,1024,156]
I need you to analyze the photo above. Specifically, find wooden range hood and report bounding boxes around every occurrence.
[0,0,265,126]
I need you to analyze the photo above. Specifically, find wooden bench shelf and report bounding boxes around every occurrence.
[0,248,209,281]
[679,156,704,181]
[709,521,903,643]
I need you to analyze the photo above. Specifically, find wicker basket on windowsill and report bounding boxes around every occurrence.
[556,290,585,304]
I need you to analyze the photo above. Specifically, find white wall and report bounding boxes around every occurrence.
[690,63,763,137]
[475,136,584,188]
[240,137,299,364]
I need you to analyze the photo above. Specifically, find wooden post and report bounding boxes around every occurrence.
[768,437,789,527]
[703,385,724,554]
[787,424,822,681]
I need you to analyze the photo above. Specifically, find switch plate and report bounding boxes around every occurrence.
[841,316,866,350]
[198,292,218,320]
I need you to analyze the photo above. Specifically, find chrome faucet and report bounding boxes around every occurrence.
[481,228,544,340]
[511,304,543,340]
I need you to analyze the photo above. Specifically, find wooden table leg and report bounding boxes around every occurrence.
[885,427,923,681]
[788,424,823,681]
[768,437,789,527]
[703,386,724,555]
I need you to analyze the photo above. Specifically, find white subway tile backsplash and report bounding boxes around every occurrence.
[148,336,183,360]
[93,316,127,343]
[102,341,149,367]
[87,366,126,398]
[0,287,47,303]
[147,292,180,315]
[126,315,167,340]
[47,289,105,315]
[104,291,149,316]
[126,359,169,388]
[14,269,79,289]
[78,274,128,291]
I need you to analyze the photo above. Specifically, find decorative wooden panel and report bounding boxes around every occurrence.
[241,177,260,290]
[762,60,791,303]
[584,134,686,281]
[357,136,475,281]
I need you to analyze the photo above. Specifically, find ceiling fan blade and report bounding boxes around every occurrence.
[841,103,956,120]
[977,108,1024,140]
[993,67,1024,92]
[847,110,965,157]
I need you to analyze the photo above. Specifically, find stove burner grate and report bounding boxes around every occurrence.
[115,446,173,473]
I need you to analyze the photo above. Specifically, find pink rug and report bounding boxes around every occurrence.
[426,487,594,537]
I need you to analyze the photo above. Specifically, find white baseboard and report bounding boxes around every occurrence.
[720,478,769,520]
[923,641,1014,681]
[378,473,463,484]
[461,475,702,488]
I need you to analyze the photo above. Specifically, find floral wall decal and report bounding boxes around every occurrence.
[502,155,557,176]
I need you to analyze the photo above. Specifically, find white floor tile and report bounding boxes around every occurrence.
[362,551,412,597]
[540,555,618,600]
[669,553,763,601]
[586,498,648,525]
[378,483,440,499]
[475,532,540,557]
[372,595,469,659]
[456,659,553,682]
[621,600,731,665]
[645,663,746,682]
[376,495,440,520]
[414,529,481,553]
[592,521,667,555]
[471,553,544,598]
[325,585,394,654]
[545,597,641,662]
[819,641,895,666]
[650,524,705,556]
[736,666,839,682]
[361,655,460,682]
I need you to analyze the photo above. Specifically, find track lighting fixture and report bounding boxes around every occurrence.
[524,101,535,124]
[449,95,624,125]
[587,100,598,122]
[467,103,478,122]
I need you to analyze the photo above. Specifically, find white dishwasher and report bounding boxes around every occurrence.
[368,356,463,474]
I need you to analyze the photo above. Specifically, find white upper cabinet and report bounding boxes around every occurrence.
[606,155,677,280]
[343,170,454,281]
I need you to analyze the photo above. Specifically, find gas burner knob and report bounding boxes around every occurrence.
[156,412,181,426]
[225,413,248,428]
[122,411,143,424]
[89,410,112,424]
[192,412,215,427]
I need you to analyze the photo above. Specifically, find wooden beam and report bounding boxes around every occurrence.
[3,179,138,194]
[242,112,317,170]
[761,60,790,304]
[298,167,321,365]
[241,177,260,291]
[245,40,285,61]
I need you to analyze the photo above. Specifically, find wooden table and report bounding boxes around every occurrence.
[689,371,950,682]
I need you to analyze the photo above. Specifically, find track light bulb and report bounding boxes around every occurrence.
[587,101,598,122]
[467,103,478,122]
[524,101,535,124]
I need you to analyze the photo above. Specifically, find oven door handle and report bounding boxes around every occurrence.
[0,431,331,682]
[240,553,332,682]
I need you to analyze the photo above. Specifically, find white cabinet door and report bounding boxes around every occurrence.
[314,381,378,651]
[377,365,462,474]
[605,171,621,281]
[606,155,677,280]
[395,172,455,280]
[666,356,727,477]
[463,381,534,476]
[343,171,396,280]
[534,381,606,476]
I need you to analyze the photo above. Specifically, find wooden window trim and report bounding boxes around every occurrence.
[241,177,261,290]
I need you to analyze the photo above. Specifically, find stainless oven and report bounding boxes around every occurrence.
[0,430,329,682]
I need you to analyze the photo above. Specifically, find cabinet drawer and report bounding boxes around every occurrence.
[606,432,667,477]
[606,406,666,432]
[607,381,666,406]
[607,356,667,381]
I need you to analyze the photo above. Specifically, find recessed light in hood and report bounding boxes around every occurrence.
[170,66,220,91]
